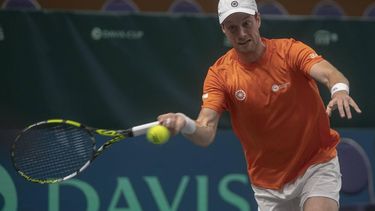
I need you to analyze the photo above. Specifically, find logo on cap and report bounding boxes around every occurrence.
[231,1,238,7]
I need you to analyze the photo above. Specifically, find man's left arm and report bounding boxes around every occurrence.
[309,60,362,119]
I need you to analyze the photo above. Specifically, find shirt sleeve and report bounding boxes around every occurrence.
[287,40,324,77]
[201,67,227,113]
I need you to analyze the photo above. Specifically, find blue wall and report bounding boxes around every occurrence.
[1,129,375,210]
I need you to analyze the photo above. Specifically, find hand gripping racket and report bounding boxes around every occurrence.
[11,119,159,184]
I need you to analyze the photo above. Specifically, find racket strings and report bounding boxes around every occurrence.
[13,123,94,180]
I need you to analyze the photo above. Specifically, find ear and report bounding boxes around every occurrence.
[221,24,226,33]
[255,13,261,28]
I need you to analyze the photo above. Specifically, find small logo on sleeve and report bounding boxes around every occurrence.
[202,93,209,101]
[308,53,318,59]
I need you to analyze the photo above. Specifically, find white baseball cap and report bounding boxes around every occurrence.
[218,0,258,24]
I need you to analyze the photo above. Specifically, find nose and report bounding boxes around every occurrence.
[238,26,247,38]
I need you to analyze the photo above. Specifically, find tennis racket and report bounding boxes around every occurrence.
[11,119,159,184]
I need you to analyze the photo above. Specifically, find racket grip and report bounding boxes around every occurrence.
[132,121,159,136]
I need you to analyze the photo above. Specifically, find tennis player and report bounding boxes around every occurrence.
[158,0,362,210]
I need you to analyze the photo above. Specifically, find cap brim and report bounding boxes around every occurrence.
[219,8,256,24]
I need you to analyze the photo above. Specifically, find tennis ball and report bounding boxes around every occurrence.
[146,125,170,144]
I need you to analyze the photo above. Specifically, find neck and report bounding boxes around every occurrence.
[237,40,266,65]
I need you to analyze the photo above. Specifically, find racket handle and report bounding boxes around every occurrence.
[131,121,159,136]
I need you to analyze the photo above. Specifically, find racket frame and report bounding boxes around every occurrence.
[11,119,158,184]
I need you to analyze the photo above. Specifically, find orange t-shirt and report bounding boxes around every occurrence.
[202,38,339,190]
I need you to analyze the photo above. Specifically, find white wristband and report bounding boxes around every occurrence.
[331,83,349,96]
[176,113,196,135]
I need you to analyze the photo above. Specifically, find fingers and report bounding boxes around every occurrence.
[326,100,336,117]
[343,97,351,119]
[164,117,171,126]
[349,98,362,114]
[336,95,346,118]
[157,113,185,136]
[327,92,361,119]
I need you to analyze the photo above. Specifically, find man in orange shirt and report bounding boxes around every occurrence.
[158,0,362,210]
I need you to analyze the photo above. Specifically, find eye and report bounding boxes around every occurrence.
[227,25,237,33]
[243,20,252,28]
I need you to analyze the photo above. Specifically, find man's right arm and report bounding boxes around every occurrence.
[158,108,221,147]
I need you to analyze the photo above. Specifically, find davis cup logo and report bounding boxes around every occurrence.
[91,27,144,41]
[235,90,246,101]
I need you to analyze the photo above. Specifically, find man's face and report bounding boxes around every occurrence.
[221,13,261,54]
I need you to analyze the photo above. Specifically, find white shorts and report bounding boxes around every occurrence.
[251,156,342,211]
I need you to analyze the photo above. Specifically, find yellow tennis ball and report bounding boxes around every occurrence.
[146,125,170,144]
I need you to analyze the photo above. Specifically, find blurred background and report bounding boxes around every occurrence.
[0,0,375,210]
[0,0,375,16]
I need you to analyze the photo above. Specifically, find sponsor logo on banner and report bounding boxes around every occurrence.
[91,27,144,41]
[314,30,338,46]
[0,164,18,210]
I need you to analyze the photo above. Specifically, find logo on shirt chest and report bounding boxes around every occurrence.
[235,89,246,101]
[271,82,290,92]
